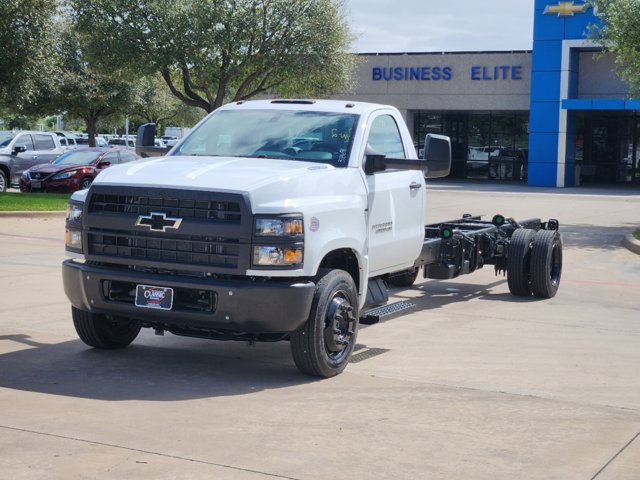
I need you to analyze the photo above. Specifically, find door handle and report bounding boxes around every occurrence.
[32,155,38,160]
[409,182,422,190]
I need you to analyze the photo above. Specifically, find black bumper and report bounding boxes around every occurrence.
[62,260,315,334]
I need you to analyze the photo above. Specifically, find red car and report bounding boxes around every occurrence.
[19,147,139,193]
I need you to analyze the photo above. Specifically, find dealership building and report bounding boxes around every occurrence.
[341,0,640,187]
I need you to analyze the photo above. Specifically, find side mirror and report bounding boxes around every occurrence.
[97,161,111,168]
[13,145,27,154]
[136,123,156,147]
[423,133,451,179]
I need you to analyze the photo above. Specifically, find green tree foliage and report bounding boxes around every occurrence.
[0,0,58,109]
[72,0,357,113]
[50,25,137,145]
[590,0,640,97]
[132,74,205,129]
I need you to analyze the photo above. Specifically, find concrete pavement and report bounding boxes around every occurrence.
[0,182,639,479]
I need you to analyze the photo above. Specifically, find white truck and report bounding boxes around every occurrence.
[62,100,562,377]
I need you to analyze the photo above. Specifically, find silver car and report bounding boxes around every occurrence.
[0,131,65,191]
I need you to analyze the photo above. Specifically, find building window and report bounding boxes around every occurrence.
[575,111,640,184]
[413,111,529,181]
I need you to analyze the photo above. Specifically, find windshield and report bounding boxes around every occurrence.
[52,150,102,165]
[0,131,16,148]
[175,109,359,167]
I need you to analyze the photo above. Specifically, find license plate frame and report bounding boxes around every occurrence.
[30,180,41,189]
[135,284,174,310]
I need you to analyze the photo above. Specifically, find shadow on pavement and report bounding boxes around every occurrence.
[0,333,313,401]
[561,223,638,251]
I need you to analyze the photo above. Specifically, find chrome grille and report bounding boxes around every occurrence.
[84,186,252,274]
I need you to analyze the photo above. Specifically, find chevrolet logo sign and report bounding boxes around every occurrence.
[135,212,183,232]
[543,1,588,16]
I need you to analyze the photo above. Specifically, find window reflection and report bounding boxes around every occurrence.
[413,111,529,180]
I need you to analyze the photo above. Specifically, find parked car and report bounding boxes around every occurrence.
[53,131,80,151]
[76,136,109,148]
[108,137,135,148]
[0,130,65,191]
[160,135,178,146]
[19,147,139,193]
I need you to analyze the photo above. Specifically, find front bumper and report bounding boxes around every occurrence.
[62,259,315,334]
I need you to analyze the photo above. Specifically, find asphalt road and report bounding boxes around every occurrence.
[1,181,639,479]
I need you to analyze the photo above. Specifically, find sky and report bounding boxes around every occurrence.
[346,0,535,53]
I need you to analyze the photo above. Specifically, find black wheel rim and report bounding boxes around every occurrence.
[323,289,356,361]
[549,242,562,287]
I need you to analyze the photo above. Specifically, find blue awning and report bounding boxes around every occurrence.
[562,99,640,110]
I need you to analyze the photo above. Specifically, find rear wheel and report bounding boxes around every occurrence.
[290,269,359,378]
[507,229,535,296]
[72,306,141,348]
[0,170,7,192]
[530,230,562,298]
[388,267,419,287]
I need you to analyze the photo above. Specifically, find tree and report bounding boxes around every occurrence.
[132,74,205,129]
[589,0,640,97]
[72,0,357,113]
[49,26,136,145]
[0,0,58,109]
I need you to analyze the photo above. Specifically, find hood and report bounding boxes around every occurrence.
[29,163,89,175]
[94,155,336,192]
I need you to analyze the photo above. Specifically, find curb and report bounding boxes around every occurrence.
[0,211,66,218]
[623,234,640,256]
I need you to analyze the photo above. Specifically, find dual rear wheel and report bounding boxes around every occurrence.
[507,229,562,298]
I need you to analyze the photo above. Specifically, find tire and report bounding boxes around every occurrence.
[507,228,535,296]
[290,269,359,378]
[530,229,562,299]
[0,169,7,192]
[80,177,93,190]
[388,267,419,287]
[72,306,141,349]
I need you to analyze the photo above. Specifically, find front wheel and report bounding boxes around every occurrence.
[290,269,359,378]
[72,306,141,349]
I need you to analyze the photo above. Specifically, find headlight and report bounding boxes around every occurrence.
[21,170,30,178]
[253,246,303,266]
[252,215,304,268]
[254,216,303,237]
[65,229,82,250]
[65,201,84,253]
[66,203,83,223]
[53,170,77,180]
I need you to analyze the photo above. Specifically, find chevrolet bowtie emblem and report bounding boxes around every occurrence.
[135,212,183,232]
[543,1,588,16]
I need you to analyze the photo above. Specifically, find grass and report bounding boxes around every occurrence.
[0,192,70,211]
[634,229,640,241]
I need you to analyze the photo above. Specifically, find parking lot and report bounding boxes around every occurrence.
[1,181,639,479]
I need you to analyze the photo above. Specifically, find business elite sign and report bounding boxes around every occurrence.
[372,65,524,82]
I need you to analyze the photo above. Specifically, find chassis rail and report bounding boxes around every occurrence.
[414,214,560,280]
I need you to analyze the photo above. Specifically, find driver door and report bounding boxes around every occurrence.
[365,113,425,275]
